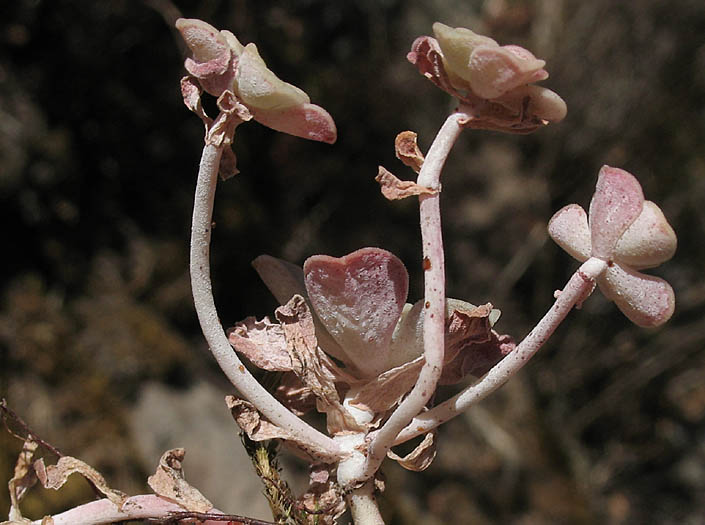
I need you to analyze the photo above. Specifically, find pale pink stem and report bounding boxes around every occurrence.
[347,479,386,525]
[358,112,467,481]
[392,256,608,444]
[30,495,224,525]
[190,143,342,461]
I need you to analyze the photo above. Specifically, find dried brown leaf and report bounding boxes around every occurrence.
[227,396,332,463]
[275,296,363,434]
[375,166,436,201]
[6,439,39,522]
[394,131,425,173]
[298,464,345,523]
[387,431,437,472]
[348,357,423,414]
[228,316,293,372]
[34,456,127,507]
[147,449,212,513]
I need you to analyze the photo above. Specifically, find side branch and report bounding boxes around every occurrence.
[393,257,609,444]
[360,112,467,480]
[189,144,342,462]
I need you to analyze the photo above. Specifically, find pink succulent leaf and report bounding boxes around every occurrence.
[588,166,645,259]
[274,295,363,434]
[466,45,547,99]
[440,330,515,385]
[252,254,308,306]
[598,263,675,327]
[176,18,230,68]
[548,204,592,262]
[492,84,567,124]
[251,103,337,144]
[387,301,426,369]
[303,248,409,378]
[347,356,424,414]
[387,431,437,472]
[234,43,310,110]
[227,316,293,372]
[176,18,236,97]
[252,255,347,362]
[614,201,677,270]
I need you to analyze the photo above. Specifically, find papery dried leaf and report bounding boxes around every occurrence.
[147,449,212,513]
[34,456,127,507]
[275,296,362,434]
[218,145,239,180]
[304,248,409,378]
[394,131,425,173]
[407,35,454,93]
[388,298,500,370]
[348,357,423,414]
[275,374,317,416]
[298,465,345,523]
[440,330,515,385]
[180,76,212,129]
[589,166,644,260]
[375,167,435,201]
[7,440,38,522]
[387,431,437,472]
[227,397,332,462]
[228,316,293,372]
[204,91,250,148]
[445,302,494,349]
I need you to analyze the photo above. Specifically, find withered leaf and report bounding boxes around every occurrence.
[348,357,424,414]
[375,166,436,201]
[147,449,212,513]
[228,316,293,372]
[275,296,363,434]
[227,396,334,463]
[387,431,437,472]
[298,464,345,523]
[394,131,425,173]
[34,456,127,507]
[6,439,39,523]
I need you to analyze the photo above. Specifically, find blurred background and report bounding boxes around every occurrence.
[1,0,704,523]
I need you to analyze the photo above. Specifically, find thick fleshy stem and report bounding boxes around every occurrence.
[347,480,386,525]
[190,143,342,462]
[356,112,467,482]
[336,391,385,524]
[28,495,225,525]
[392,256,609,444]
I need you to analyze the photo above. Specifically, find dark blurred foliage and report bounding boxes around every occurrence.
[1,0,705,523]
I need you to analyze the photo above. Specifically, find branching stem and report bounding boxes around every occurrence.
[392,256,609,444]
[358,112,467,482]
